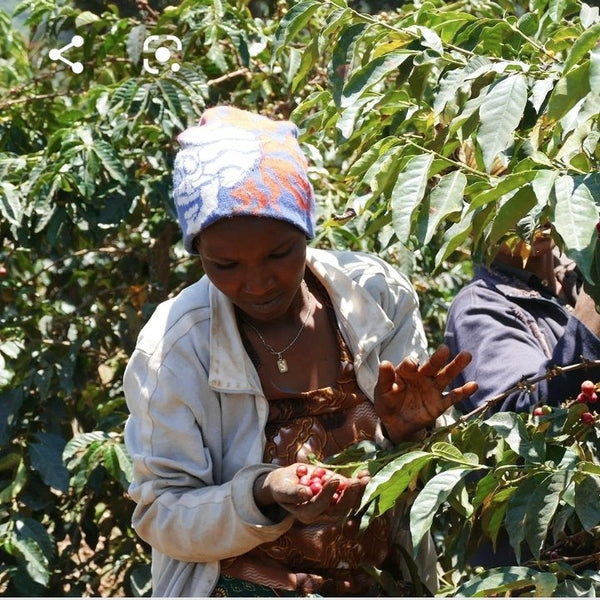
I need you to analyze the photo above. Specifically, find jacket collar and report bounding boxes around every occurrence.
[207,248,394,392]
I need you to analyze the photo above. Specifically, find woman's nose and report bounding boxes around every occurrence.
[242,266,274,295]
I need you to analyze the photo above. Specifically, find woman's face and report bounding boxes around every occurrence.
[196,216,307,322]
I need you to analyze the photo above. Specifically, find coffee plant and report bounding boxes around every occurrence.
[320,368,600,596]
[1,0,599,595]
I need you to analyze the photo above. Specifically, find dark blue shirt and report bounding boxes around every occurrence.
[444,263,600,414]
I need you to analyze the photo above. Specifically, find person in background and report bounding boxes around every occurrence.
[444,224,600,415]
[123,106,477,597]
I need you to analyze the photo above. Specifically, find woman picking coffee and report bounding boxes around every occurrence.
[123,106,477,597]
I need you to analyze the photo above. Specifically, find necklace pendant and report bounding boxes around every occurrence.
[276,356,288,373]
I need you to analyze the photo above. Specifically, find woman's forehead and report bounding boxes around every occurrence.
[198,217,305,254]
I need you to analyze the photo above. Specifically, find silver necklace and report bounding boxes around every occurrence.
[244,280,313,374]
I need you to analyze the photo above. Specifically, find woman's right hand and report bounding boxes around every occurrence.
[254,464,369,524]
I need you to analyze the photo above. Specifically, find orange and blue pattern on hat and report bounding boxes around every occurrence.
[173,106,316,254]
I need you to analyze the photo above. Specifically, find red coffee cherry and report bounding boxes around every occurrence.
[299,474,311,486]
[581,380,596,396]
[0,265,7,277]
[581,412,595,425]
[296,464,308,477]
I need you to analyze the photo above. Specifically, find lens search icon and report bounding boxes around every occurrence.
[142,35,182,74]
[49,35,85,74]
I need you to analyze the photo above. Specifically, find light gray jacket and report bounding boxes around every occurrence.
[123,248,429,597]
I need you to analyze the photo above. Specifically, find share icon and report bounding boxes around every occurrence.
[49,35,85,74]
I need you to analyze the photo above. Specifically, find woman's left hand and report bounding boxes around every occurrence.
[374,344,478,444]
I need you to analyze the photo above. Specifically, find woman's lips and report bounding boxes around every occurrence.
[244,294,283,316]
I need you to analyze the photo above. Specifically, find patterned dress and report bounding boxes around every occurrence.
[213,283,396,597]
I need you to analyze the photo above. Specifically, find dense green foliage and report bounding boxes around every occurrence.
[0,0,599,595]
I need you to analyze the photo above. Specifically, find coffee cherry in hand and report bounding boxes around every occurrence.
[296,464,346,504]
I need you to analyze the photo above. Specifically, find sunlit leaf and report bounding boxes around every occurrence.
[341,50,413,108]
[455,566,551,597]
[547,62,591,122]
[476,73,528,173]
[485,412,544,463]
[272,0,321,58]
[422,171,466,245]
[391,153,434,243]
[554,175,598,280]
[360,451,434,520]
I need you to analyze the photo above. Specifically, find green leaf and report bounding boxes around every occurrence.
[361,451,434,516]
[12,518,54,586]
[431,441,480,466]
[575,475,600,531]
[330,22,367,107]
[488,186,538,245]
[422,171,466,245]
[472,471,500,511]
[30,433,70,493]
[434,55,491,116]
[476,73,528,172]
[434,213,474,266]
[456,567,556,597]
[481,485,517,547]
[291,35,319,93]
[0,388,23,447]
[578,461,600,476]
[63,431,111,463]
[0,182,23,226]
[272,0,321,58]
[410,467,471,554]
[549,0,567,22]
[391,153,434,243]
[359,145,404,199]
[525,471,570,559]
[505,475,542,563]
[126,24,147,65]
[563,22,600,74]
[484,413,544,463]
[553,174,598,281]
[341,50,413,108]
[517,12,539,36]
[590,48,600,94]
[113,442,134,486]
[532,571,559,597]
[75,11,100,27]
[547,62,591,122]
[0,457,27,503]
[532,169,558,205]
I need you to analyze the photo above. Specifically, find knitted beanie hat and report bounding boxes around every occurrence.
[173,106,316,254]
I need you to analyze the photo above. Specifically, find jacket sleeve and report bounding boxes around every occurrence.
[361,254,429,364]
[444,285,600,414]
[123,344,293,564]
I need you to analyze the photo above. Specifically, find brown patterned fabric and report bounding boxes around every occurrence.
[223,283,393,596]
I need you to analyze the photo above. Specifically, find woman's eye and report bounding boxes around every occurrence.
[270,248,290,259]
[213,262,237,270]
